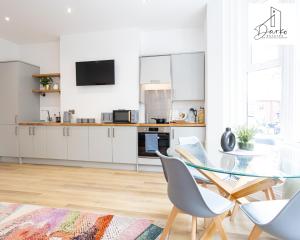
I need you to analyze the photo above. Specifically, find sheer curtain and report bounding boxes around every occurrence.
[281,0,300,143]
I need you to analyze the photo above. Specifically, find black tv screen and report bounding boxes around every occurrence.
[76,60,115,86]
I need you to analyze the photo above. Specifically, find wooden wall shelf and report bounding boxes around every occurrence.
[32,73,60,78]
[32,89,61,94]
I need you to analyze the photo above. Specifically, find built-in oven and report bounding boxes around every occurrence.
[138,127,170,158]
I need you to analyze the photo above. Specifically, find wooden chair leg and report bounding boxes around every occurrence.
[191,216,197,240]
[160,206,179,240]
[203,218,210,229]
[230,202,239,222]
[200,212,229,240]
[214,216,228,240]
[263,189,271,200]
[268,188,276,200]
[248,225,262,240]
[199,219,216,240]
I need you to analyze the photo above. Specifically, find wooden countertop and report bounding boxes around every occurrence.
[19,122,206,127]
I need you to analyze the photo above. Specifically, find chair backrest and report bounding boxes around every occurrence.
[156,151,220,218]
[179,139,208,165]
[179,136,199,145]
[264,191,300,239]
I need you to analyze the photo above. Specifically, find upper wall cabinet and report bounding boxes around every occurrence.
[140,56,171,84]
[171,53,205,101]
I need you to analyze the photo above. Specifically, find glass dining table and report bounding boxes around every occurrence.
[175,143,300,207]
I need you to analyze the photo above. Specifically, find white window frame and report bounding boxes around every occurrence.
[247,45,282,135]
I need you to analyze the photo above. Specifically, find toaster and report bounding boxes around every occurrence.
[101,112,113,123]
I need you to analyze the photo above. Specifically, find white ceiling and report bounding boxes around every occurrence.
[0,0,206,44]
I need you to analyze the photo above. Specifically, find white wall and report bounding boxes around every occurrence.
[19,41,61,120]
[140,28,205,56]
[60,29,140,120]
[206,0,225,153]
[19,41,60,73]
[0,38,19,61]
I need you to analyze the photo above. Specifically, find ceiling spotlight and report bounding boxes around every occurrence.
[67,8,72,13]
[4,17,10,22]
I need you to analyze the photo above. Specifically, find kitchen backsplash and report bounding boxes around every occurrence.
[144,90,172,123]
[139,99,204,123]
[171,100,205,122]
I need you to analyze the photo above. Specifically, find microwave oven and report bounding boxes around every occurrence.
[113,110,139,123]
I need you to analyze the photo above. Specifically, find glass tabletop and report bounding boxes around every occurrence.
[175,143,300,179]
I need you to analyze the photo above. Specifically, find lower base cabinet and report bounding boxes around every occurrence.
[112,127,137,164]
[67,127,89,161]
[19,126,46,158]
[0,125,19,157]
[170,127,206,148]
[88,126,137,164]
[19,126,138,165]
[46,126,68,160]
[89,127,113,163]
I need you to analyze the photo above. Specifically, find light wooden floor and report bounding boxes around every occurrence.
[0,163,276,239]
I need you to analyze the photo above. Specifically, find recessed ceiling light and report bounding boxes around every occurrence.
[4,17,10,22]
[67,8,72,13]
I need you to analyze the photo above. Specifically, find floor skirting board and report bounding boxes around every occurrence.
[0,156,162,172]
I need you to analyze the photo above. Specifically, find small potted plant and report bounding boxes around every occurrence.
[236,126,256,151]
[40,77,53,90]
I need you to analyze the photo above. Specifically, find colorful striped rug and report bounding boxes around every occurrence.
[0,202,163,239]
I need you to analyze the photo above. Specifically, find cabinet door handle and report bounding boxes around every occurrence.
[29,127,32,136]
[63,127,65,136]
[67,127,70,136]
[108,128,110,138]
[112,128,115,138]
[15,126,18,136]
[33,127,35,136]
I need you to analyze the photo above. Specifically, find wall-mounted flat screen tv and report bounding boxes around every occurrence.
[76,60,115,86]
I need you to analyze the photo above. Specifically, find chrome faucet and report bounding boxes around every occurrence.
[41,110,52,122]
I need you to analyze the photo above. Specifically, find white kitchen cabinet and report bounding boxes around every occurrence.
[112,127,137,164]
[0,125,19,157]
[46,127,68,160]
[0,63,18,125]
[67,127,89,161]
[0,62,40,125]
[32,126,47,158]
[140,56,171,84]
[170,127,206,148]
[19,126,47,158]
[89,127,113,163]
[19,126,33,158]
[172,53,205,101]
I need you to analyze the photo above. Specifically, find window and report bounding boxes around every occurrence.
[247,45,282,137]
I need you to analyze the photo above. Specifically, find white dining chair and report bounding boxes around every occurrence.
[156,151,234,240]
[240,191,300,240]
[178,136,229,186]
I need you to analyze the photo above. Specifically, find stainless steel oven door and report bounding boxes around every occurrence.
[138,127,170,157]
